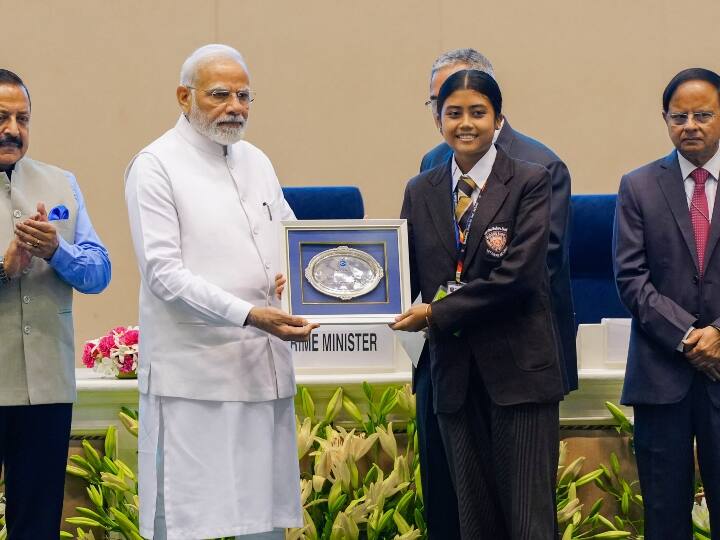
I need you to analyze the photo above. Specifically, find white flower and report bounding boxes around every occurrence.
[692,497,710,532]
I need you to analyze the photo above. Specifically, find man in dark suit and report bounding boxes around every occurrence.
[412,49,575,539]
[614,67,720,538]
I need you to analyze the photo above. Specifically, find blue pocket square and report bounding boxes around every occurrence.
[48,205,69,221]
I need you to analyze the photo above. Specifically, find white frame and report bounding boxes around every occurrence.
[281,219,411,324]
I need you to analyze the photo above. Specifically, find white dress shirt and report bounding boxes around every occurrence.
[451,143,498,201]
[676,145,720,348]
[677,145,720,220]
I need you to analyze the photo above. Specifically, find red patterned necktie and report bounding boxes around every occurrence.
[690,167,711,275]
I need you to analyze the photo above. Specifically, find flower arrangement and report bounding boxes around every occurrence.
[61,392,712,540]
[82,326,139,378]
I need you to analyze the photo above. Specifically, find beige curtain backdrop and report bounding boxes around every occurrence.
[2,0,719,359]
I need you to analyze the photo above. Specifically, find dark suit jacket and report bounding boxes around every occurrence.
[614,150,720,407]
[403,147,565,413]
[420,120,577,393]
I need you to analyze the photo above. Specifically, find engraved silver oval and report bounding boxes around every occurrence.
[304,245,384,301]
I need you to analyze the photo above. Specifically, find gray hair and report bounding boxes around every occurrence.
[430,48,495,84]
[179,44,249,86]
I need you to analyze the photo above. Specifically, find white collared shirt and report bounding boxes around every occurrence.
[451,143,498,202]
[677,145,720,221]
[675,144,720,349]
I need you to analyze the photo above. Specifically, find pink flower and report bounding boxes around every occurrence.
[122,329,139,346]
[120,354,136,373]
[82,341,96,368]
[97,335,115,358]
[112,326,127,335]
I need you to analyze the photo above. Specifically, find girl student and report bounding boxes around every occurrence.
[391,69,564,539]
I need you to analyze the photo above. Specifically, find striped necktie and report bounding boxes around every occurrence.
[455,175,477,232]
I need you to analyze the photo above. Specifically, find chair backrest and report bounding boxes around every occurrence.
[282,186,364,220]
[569,194,629,325]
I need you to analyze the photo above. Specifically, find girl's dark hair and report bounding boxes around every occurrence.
[662,68,720,112]
[437,69,502,119]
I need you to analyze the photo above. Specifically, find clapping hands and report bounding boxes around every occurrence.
[14,202,59,260]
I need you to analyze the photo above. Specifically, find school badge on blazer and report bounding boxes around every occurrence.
[484,225,509,257]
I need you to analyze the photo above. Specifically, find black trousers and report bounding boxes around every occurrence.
[437,366,559,540]
[0,403,73,540]
[415,351,461,539]
[634,373,720,540]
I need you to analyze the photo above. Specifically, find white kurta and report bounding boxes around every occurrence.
[125,116,302,538]
[138,394,301,539]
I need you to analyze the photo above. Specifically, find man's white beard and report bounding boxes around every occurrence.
[188,100,247,146]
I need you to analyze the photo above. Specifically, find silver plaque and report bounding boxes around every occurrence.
[304,245,384,301]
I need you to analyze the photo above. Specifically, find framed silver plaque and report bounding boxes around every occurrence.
[281,219,411,324]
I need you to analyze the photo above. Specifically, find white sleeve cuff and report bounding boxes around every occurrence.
[677,326,695,352]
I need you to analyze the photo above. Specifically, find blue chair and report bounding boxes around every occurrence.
[282,186,364,220]
[569,194,629,325]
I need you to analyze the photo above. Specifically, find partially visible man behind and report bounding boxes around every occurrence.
[414,49,576,539]
[614,68,720,537]
[125,44,317,540]
[0,69,111,538]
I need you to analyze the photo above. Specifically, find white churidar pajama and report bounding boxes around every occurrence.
[139,393,300,539]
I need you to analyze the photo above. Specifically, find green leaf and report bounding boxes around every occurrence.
[596,514,617,530]
[328,493,347,516]
[102,456,119,475]
[68,455,96,474]
[621,491,629,515]
[104,425,118,460]
[413,508,425,530]
[575,469,605,487]
[395,491,414,516]
[81,440,103,471]
[378,509,395,533]
[364,464,380,486]
[588,498,604,518]
[120,406,138,420]
[76,507,112,528]
[393,509,411,534]
[604,402,633,434]
[301,386,316,421]
[66,517,103,528]
[362,381,374,402]
[109,508,143,540]
[342,396,364,424]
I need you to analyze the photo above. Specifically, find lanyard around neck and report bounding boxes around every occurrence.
[452,181,487,283]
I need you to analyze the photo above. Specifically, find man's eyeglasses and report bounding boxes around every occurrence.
[186,86,255,105]
[424,96,438,108]
[667,111,716,126]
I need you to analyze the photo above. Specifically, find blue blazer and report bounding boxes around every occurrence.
[614,150,720,407]
[421,120,577,393]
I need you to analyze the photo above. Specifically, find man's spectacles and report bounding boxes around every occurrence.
[667,111,716,126]
[186,86,255,105]
[424,96,438,108]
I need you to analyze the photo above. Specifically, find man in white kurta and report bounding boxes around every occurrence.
[124,44,317,540]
